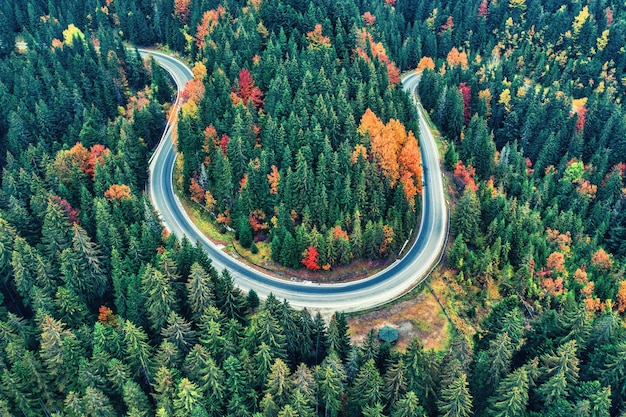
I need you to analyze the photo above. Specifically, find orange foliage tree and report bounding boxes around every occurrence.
[355,29,401,85]
[416,56,436,72]
[189,178,205,204]
[358,109,422,204]
[447,47,468,69]
[546,252,566,274]
[306,24,331,49]
[174,0,191,22]
[541,277,564,296]
[98,306,117,326]
[267,165,280,194]
[249,209,268,233]
[591,248,613,270]
[195,6,225,47]
[55,142,91,181]
[181,79,205,104]
[616,281,626,313]
[104,184,132,201]
[380,225,395,254]
[363,12,376,26]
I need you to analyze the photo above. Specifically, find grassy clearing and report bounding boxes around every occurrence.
[348,274,454,352]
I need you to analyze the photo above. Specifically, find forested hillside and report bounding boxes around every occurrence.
[0,0,625,416]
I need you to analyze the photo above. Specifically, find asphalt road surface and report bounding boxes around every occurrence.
[142,49,448,313]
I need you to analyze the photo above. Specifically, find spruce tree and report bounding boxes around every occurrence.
[438,373,473,417]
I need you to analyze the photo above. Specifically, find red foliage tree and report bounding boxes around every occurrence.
[385,0,396,6]
[453,161,478,191]
[51,195,79,224]
[575,106,587,132]
[302,246,321,271]
[220,134,231,155]
[605,7,613,26]
[478,0,489,18]
[87,144,109,179]
[232,69,264,108]
[440,16,454,33]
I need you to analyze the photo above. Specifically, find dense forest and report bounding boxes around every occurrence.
[172,1,424,269]
[0,0,625,416]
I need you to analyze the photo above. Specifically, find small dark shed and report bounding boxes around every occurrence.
[378,325,399,344]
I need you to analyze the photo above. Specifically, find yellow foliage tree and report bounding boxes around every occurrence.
[499,88,512,112]
[192,62,207,80]
[62,24,85,46]
[573,6,590,37]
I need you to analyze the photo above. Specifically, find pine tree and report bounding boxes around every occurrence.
[363,402,386,417]
[487,332,514,387]
[327,312,351,361]
[70,223,108,301]
[173,378,203,417]
[141,264,176,332]
[438,373,473,417]
[265,358,293,408]
[41,198,73,267]
[216,270,247,322]
[350,359,384,411]
[451,188,481,245]
[82,387,116,417]
[291,362,317,405]
[487,367,529,417]
[186,263,215,322]
[386,358,409,406]
[538,340,580,405]
[122,320,153,383]
[316,353,346,417]
[393,391,427,417]
[39,314,79,394]
[199,360,226,415]
[162,312,197,355]
[247,309,287,360]
[123,380,151,417]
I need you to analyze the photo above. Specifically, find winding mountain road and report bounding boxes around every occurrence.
[142,49,448,313]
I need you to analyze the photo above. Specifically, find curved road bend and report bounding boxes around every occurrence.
[142,49,448,313]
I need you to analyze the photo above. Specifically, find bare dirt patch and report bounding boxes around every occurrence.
[348,285,451,352]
